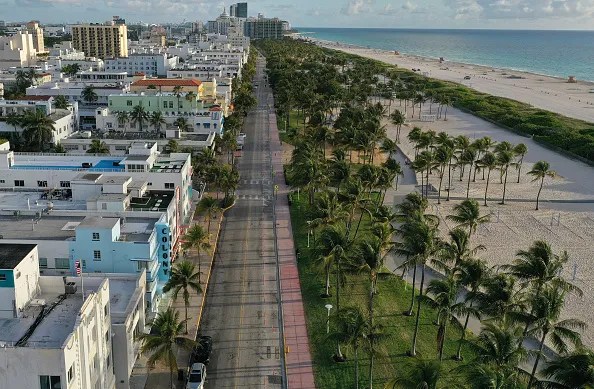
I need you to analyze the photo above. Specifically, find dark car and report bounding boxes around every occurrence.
[191,336,213,365]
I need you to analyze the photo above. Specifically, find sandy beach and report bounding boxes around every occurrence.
[312,39,594,123]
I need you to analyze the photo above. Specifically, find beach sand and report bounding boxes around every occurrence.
[313,39,594,123]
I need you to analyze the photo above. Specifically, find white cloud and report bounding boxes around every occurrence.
[444,0,594,19]
[341,0,374,15]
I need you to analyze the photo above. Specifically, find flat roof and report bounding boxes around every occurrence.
[98,175,132,184]
[78,216,119,229]
[0,215,82,241]
[0,243,36,269]
[108,278,137,314]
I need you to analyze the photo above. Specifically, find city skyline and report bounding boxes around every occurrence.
[1,0,593,30]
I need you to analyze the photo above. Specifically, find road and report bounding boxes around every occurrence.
[198,55,284,388]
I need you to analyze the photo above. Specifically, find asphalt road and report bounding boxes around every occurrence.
[198,55,284,388]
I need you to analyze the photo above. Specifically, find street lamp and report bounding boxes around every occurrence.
[325,304,333,334]
[306,220,312,248]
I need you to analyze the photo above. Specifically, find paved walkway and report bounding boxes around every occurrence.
[267,71,316,386]
[129,199,226,389]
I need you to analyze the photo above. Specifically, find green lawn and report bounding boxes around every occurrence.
[277,110,305,145]
[289,194,474,388]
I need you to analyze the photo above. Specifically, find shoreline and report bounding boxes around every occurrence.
[302,37,594,123]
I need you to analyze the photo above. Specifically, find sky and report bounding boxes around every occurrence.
[2,0,594,30]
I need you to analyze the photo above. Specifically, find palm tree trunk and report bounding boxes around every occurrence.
[438,320,448,361]
[170,365,174,389]
[354,345,360,389]
[456,308,472,360]
[406,265,417,316]
[324,265,331,296]
[528,331,547,389]
[447,158,453,201]
[353,211,365,241]
[517,157,524,183]
[484,169,491,206]
[369,337,375,389]
[466,162,473,199]
[185,304,189,334]
[335,257,343,360]
[437,167,444,204]
[411,263,426,356]
[536,177,544,210]
[501,167,509,204]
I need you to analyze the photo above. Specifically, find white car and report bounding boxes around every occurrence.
[186,363,206,389]
[238,133,247,139]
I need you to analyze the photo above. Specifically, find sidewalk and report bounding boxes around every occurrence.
[269,107,316,387]
[129,197,227,389]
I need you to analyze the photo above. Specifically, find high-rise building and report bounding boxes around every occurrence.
[26,20,45,53]
[230,4,237,17]
[71,23,128,59]
[236,2,248,18]
[245,17,285,40]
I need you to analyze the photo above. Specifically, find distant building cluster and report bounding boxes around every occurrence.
[0,3,290,386]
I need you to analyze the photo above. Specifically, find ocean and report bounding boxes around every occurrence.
[298,28,594,82]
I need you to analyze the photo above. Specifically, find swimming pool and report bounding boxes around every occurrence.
[11,159,124,171]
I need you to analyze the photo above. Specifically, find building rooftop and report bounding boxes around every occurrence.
[0,277,99,348]
[78,216,119,229]
[0,243,36,269]
[98,175,132,184]
[131,79,202,87]
[9,95,53,101]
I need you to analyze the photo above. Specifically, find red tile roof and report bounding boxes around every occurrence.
[131,79,202,87]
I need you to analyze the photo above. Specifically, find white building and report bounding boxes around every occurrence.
[0,96,78,144]
[104,53,178,77]
[0,243,146,389]
[0,31,37,68]
[62,133,216,154]
[0,243,116,389]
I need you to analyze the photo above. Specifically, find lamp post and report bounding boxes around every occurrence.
[306,220,312,248]
[325,304,333,334]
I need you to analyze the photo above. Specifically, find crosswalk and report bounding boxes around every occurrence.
[241,179,272,185]
[236,194,273,201]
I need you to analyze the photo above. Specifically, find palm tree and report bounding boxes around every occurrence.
[385,358,443,389]
[166,139,179,153]
[527,161,556,211]
[539,349,594,389]
[174,117,190,132]
[455,257,488,361]
[149,111,166,132]
[357,236,390,324]
[467,322,529,371]
[390,109,405,142]
[21,109,55,151]
[363,320,388,389]
[116,111,130,133]
[463,362,526,389]
[173,85,184,109]
[434,146,453,204]
[53,142,65,153]
[329,307,368,389]
[5,112,23,134]
[197,196,221,231]
[130,104,149,132]
[54,95,69,109]
[81,85,98,104]
[316,224,352,361]
[182,224,212,280]
[396,219,440,356]
[479,151,498,206]
[446,199,490,237]
[162,260,202,334]
[139,308,194,389]
[497,149,515,205]
[185,91,197,109]
[514,143,528,183]
[526,286,585,389]
[420,276,466,360]
[87,139,109,154]
[460,148,477,198]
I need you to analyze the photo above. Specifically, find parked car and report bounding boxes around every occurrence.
[190,336,213,365]
[464,75,472,80]
[186,363,206,389]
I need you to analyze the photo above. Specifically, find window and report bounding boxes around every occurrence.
[55,258,70,269]
[0,179,4,183]
[168,101,173,108]
[68,365,74,382]
[0,274,6,281]
[105,329,110,344]
[106,354,111,368]
[60,181,70,188]
[147,182,152,186]
[163,101,168,108]
[93,250,101,260]
[14,180,24,187]
[101,203,107,210]
[39,257,48,269]
[127,100,132,106]
[104,303,109,317]
[92,232,100,241]
[39,376,61,389]
[165,183,174,189]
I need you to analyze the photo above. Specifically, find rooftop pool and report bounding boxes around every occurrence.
[11,159,125,171]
